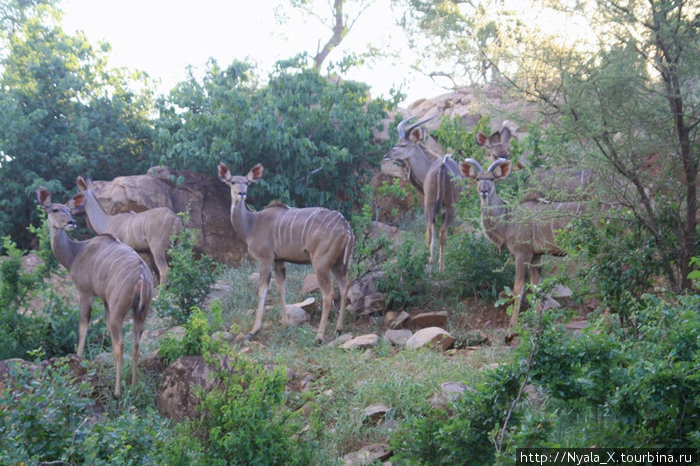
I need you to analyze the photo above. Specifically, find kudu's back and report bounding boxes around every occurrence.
[71,234,154,315]
[253,204,354,267]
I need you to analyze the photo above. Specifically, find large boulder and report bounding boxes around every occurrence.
[157,355,234,420]
[84,166,246,266]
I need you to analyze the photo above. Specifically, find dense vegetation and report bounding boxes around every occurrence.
[0,0,698,464]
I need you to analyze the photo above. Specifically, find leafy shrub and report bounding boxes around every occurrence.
[0,235,108,360]
[80,407,170,465]
[443,232,515,300]
[560,213,658,324]
[390,362,530,464]
[378,233,429,309]
[155,218,220,325]
[158,304,225,365]
[167,352,314,465]
[0,357,94,464]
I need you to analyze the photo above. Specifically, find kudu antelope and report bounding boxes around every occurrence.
[74,176,183,286]
[218,163,354,342]
[37,187,154,397]
[384,116,464,272]
[459,158,585,329]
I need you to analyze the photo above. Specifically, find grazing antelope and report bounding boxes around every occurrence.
[74,176,182,286]
[459,158,585,329]
[218,163,354,342]
[37,187,154,397]
[384,116,464,272]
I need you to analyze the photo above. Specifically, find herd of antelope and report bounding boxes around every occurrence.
[35,115,590,397]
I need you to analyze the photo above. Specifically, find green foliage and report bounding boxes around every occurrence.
[443,231,514,300]
[1,235,37,308]
[158,305,224,366]
[0,234,108,360]
[378,232,429,309]
[156,56,399,218]
[0,357,94,464]
[560,214,658,323]
[0,1,156,249]
[350,182,393,278]
[526,294,700,447]
[170,353,314,465]
[155,219,220,325]
[391,362,528,464]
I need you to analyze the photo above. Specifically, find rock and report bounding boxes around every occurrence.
[385,310,410,329]
[341,334,379,350]
[342,442,393,465]
[285,305,310,325]
[86,167,246,267]
[553,284,573,298]
[355,292,386,316]
[363,403,389,424]
[384,329,412,346]
[430,381,474,411]
[537,297,561,312]
[410,311,448,329]
[406,327,456,351]
[302,273,320,294]
[327,333,354,347]
[347,271,384,313]
[157,355,234,420]
[211,331,234,344]
[292,297,317,312]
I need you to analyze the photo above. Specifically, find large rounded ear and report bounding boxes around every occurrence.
[499,126,512,144]
[36,187,51,208]
[459,159,482,179]
[71,192,87,211]
[218,162,231,182]
[408,126,424,144]
[76,176,87,192]
[492,160,513,181]
[475,131,489,147]
[247,164,263,182]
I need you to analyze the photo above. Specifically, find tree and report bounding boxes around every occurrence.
[155,56,400,217]
[0,1,157,249]
[402,0,699,292]
[278,0,382,72]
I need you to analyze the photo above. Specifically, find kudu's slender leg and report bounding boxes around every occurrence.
[131,314,145,388]
[77,295,93,357]
[250,260,273,337]
[274,261,289,327]
[529,254,544,286]
[439,209,455,273]
[315,266,334,342]
[152,249,169,287]
[331,263,349,335]
[510,254,530,330]
[107,318,124,398]
[426,220,437,273]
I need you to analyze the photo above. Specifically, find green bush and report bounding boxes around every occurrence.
[0,235,108,360]
[168,352,314,465]
[155,219,220,325]
[0,357,95,464]
[158,304,225,365]
[378,233,429,309]
[443,232,515,300]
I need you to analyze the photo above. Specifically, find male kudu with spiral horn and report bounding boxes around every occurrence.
[459,158,585,329]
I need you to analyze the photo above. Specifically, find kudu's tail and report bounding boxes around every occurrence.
[133,268,153,320]
[430,157,450,223]
[341,231,355,277]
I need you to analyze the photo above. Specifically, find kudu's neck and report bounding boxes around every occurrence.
[406,145,437,192]
[230,200,256,241]
[49,227,82,271]
[481,189,510,249]
[83,189,111,233]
